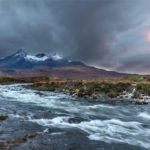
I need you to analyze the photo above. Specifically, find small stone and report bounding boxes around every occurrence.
[68,117,82,124]
[0,115,8,120]
[135,100,149,105]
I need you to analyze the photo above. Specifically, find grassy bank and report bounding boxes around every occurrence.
[1,76,150,103]
[28,79,133,99]
[0,76,49,84]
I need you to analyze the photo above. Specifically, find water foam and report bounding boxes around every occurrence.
[0,84,150,149]
[138,112,150,120]
[29,116,150,149]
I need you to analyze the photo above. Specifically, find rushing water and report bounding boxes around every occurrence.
[0,84,150,150]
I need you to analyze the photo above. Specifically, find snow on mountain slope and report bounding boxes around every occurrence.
[25,55,48,62]
[0,50,129,79]
[51,54,63,60]
[12,49,27,57]
[0,50,74,69]
[25,53,63,62]
[12,50,62,62]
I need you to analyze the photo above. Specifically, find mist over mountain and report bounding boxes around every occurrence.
[0,0,150,74]
[0,49,71,69]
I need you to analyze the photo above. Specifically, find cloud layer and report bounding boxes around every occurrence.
[0,0,150,74]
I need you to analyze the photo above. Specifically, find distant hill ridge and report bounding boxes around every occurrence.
[0,50,129,79]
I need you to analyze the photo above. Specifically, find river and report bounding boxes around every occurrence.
[0,84,149,150]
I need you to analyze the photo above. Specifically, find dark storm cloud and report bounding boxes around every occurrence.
[0,0,150,74]
[116,53,150,74]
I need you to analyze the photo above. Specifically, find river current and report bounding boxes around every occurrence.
[0,84,149,150]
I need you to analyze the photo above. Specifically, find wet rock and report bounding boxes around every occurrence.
[0,132,39,149]
[68,143,80,150]
[0,115,8,121]
[28,133,38,139]
[0,137,27,148]
[92,94,98,99]
[135,100,149,105]
[35,91,45,96]
[68,117,83,124]
[43,128,52,134]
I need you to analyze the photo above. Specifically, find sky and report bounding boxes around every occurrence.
[0,0,150,74]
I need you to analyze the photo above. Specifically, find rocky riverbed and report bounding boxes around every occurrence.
[0,84,149,150]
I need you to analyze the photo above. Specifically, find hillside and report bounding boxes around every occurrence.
[0,50,129,79]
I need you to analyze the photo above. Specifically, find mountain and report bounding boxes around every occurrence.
[0,49,72,69]
[0,50,129,79]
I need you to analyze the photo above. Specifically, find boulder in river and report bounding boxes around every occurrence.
[0,115,8,120]
[68,117,83,124]
[135,100,149,105]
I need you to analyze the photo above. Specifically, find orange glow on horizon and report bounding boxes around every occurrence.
[146,31,150,42]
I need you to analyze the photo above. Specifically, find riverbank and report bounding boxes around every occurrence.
[0,76,150,104]
[26,79,150,104]
[27,80,131,98]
